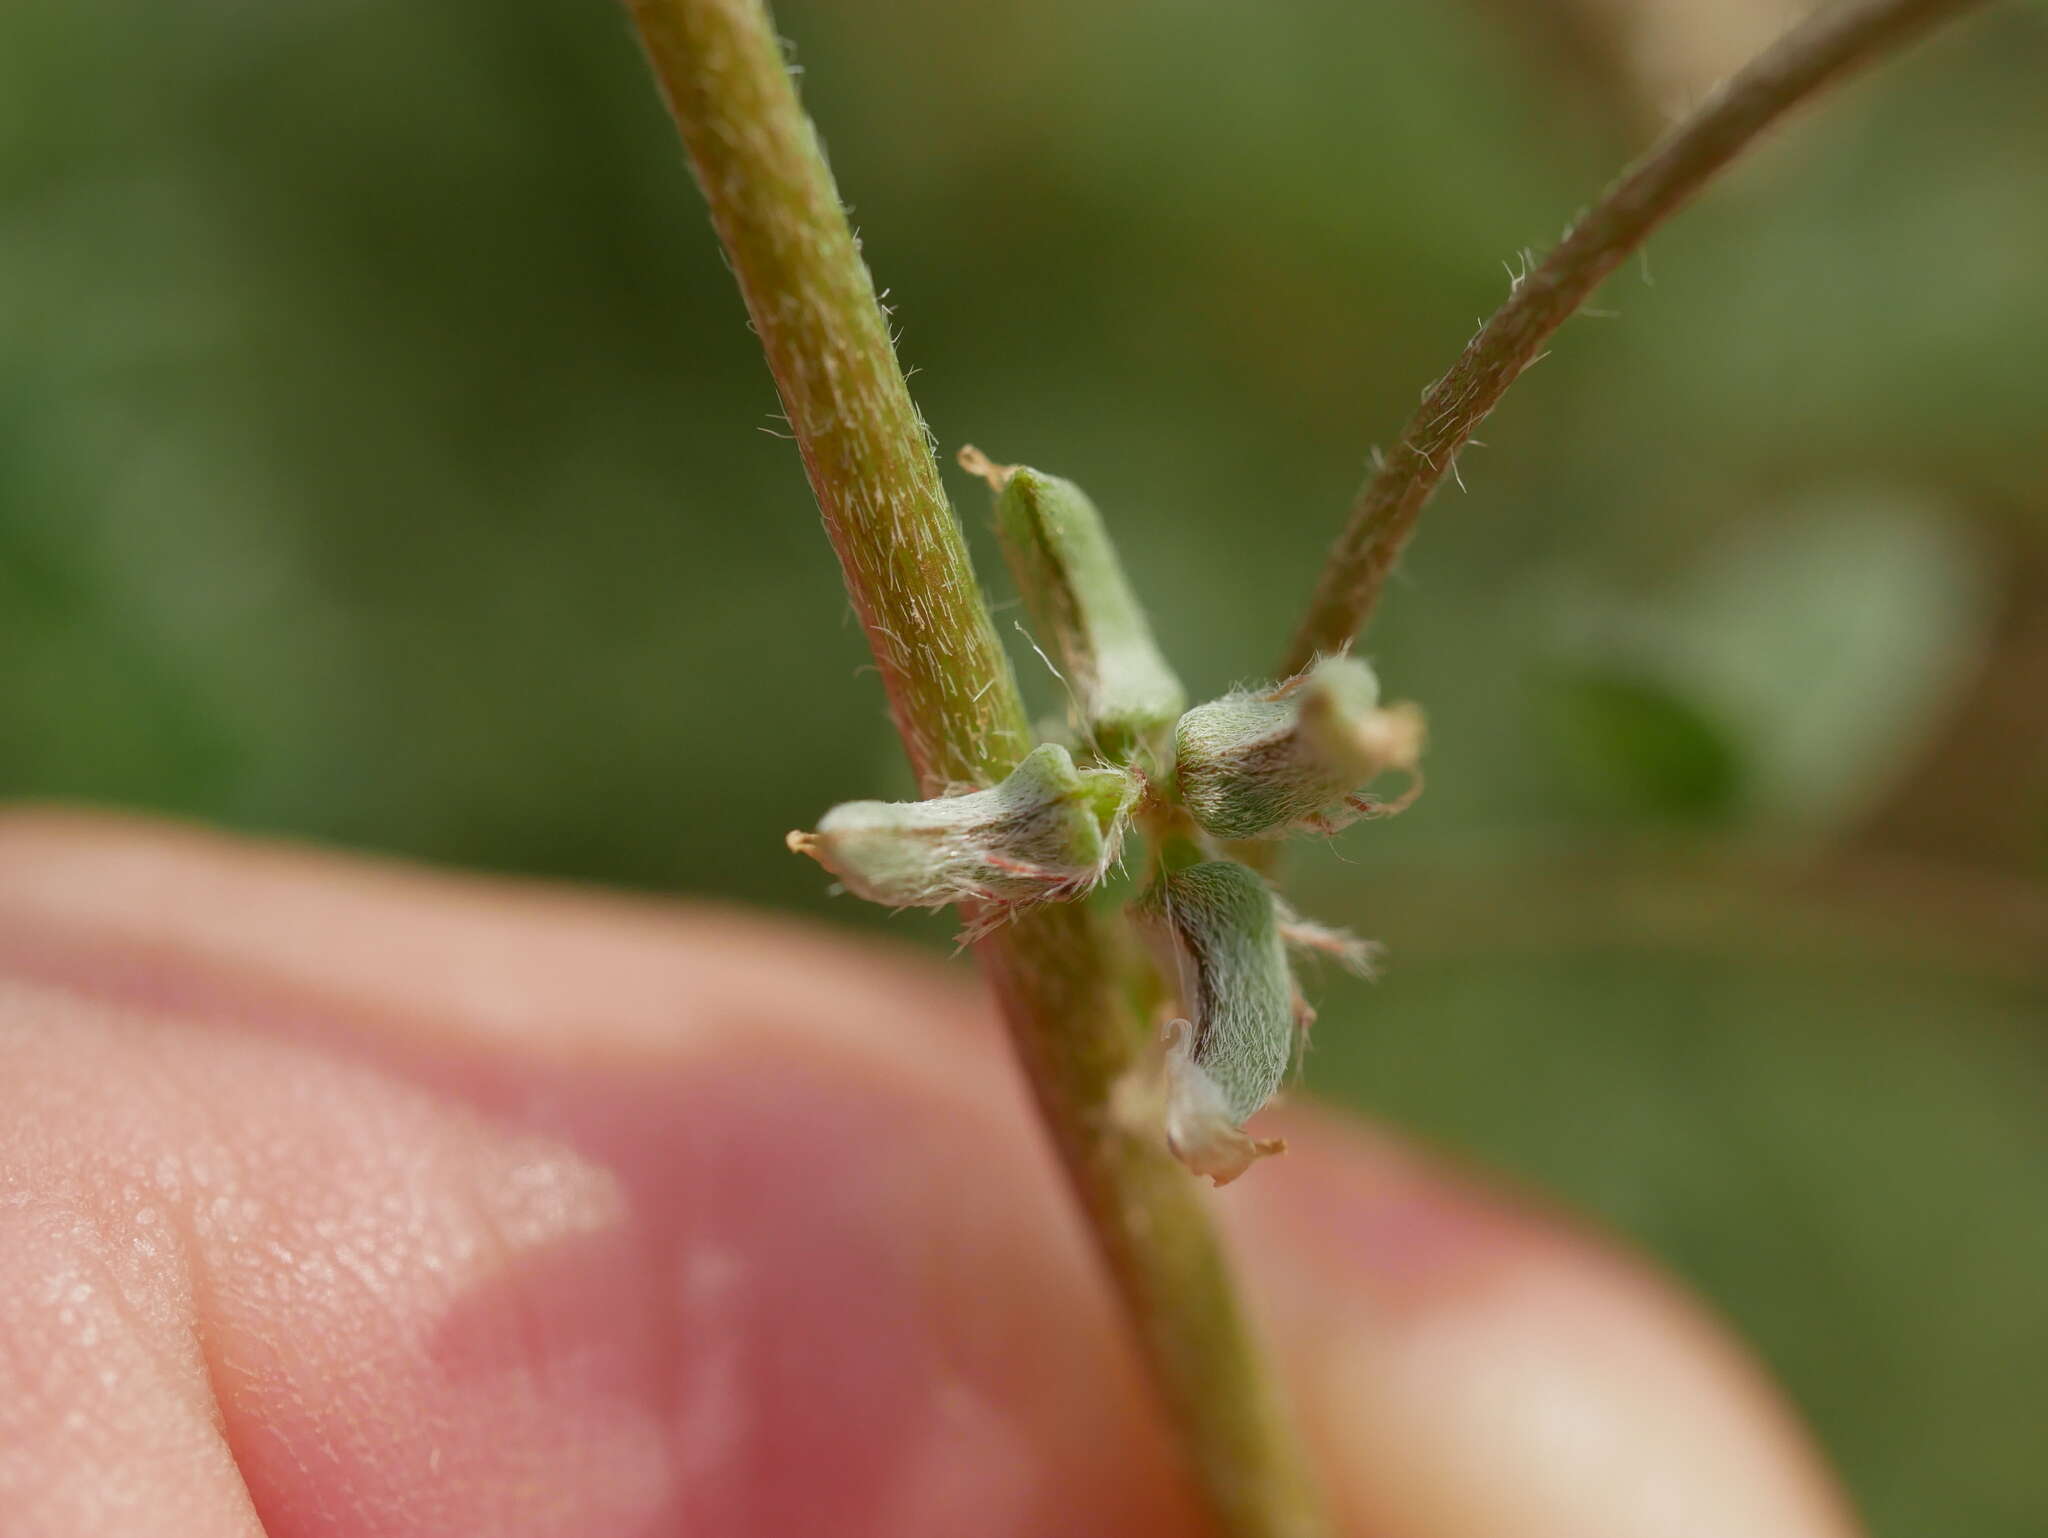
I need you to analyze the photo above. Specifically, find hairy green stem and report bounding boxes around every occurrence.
[625,0,1023,792]
[1284,0,1990,673]
[624,1,1328,1532]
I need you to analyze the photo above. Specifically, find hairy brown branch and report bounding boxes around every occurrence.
[1284,0,1989,673]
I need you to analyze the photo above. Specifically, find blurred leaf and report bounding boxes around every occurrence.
[1663,495,1989,831]
[1548,493,1990,838]
[1540,666,1745,824]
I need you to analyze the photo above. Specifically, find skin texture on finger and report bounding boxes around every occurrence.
[0,811,1194,1538]
[0,1161,266,1537]
[0,809,1862,1537]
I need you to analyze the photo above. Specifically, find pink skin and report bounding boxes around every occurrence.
[0,810,1862,1538]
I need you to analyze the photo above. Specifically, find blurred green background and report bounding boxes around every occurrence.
[3,0,2044,1529]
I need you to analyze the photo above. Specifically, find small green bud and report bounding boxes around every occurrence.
[1138,859,1299,1185]
[789,743,1137,919]
[1173,655,1425,840]
[962,447,1186,763]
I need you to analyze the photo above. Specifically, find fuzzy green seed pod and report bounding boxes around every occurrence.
[1138,858,1300,1185]
[789,743,1137,922]
[1173,655,1425,840]
[962,447,1186,764]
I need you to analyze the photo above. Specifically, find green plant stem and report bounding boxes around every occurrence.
[624,1,1328,1532]
[1283,0,1989,674]
[625,0,1023,793]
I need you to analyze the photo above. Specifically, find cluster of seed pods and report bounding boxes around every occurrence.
[791,454,1422,1184]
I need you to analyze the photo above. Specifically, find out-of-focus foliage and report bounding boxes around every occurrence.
[2,1,2043,1531]
[1314,927,2048,1538]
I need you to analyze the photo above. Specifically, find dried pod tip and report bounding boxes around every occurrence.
[1174,654,1425,840]
[984,458,1186,763]
[1276,903,1382,979]
[790,742,1136,914]
[956,444,1016,492]
[1300,690,1426,825]
[1140,859,1297,1185]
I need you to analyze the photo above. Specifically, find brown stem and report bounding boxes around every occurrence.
[624,1,1328,1532]
[1283,0,1989,674]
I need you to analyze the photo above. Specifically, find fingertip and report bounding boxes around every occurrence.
[0,813,1863,1537]
[1227,1115,1862,1538]
[0,815,1200,1537]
